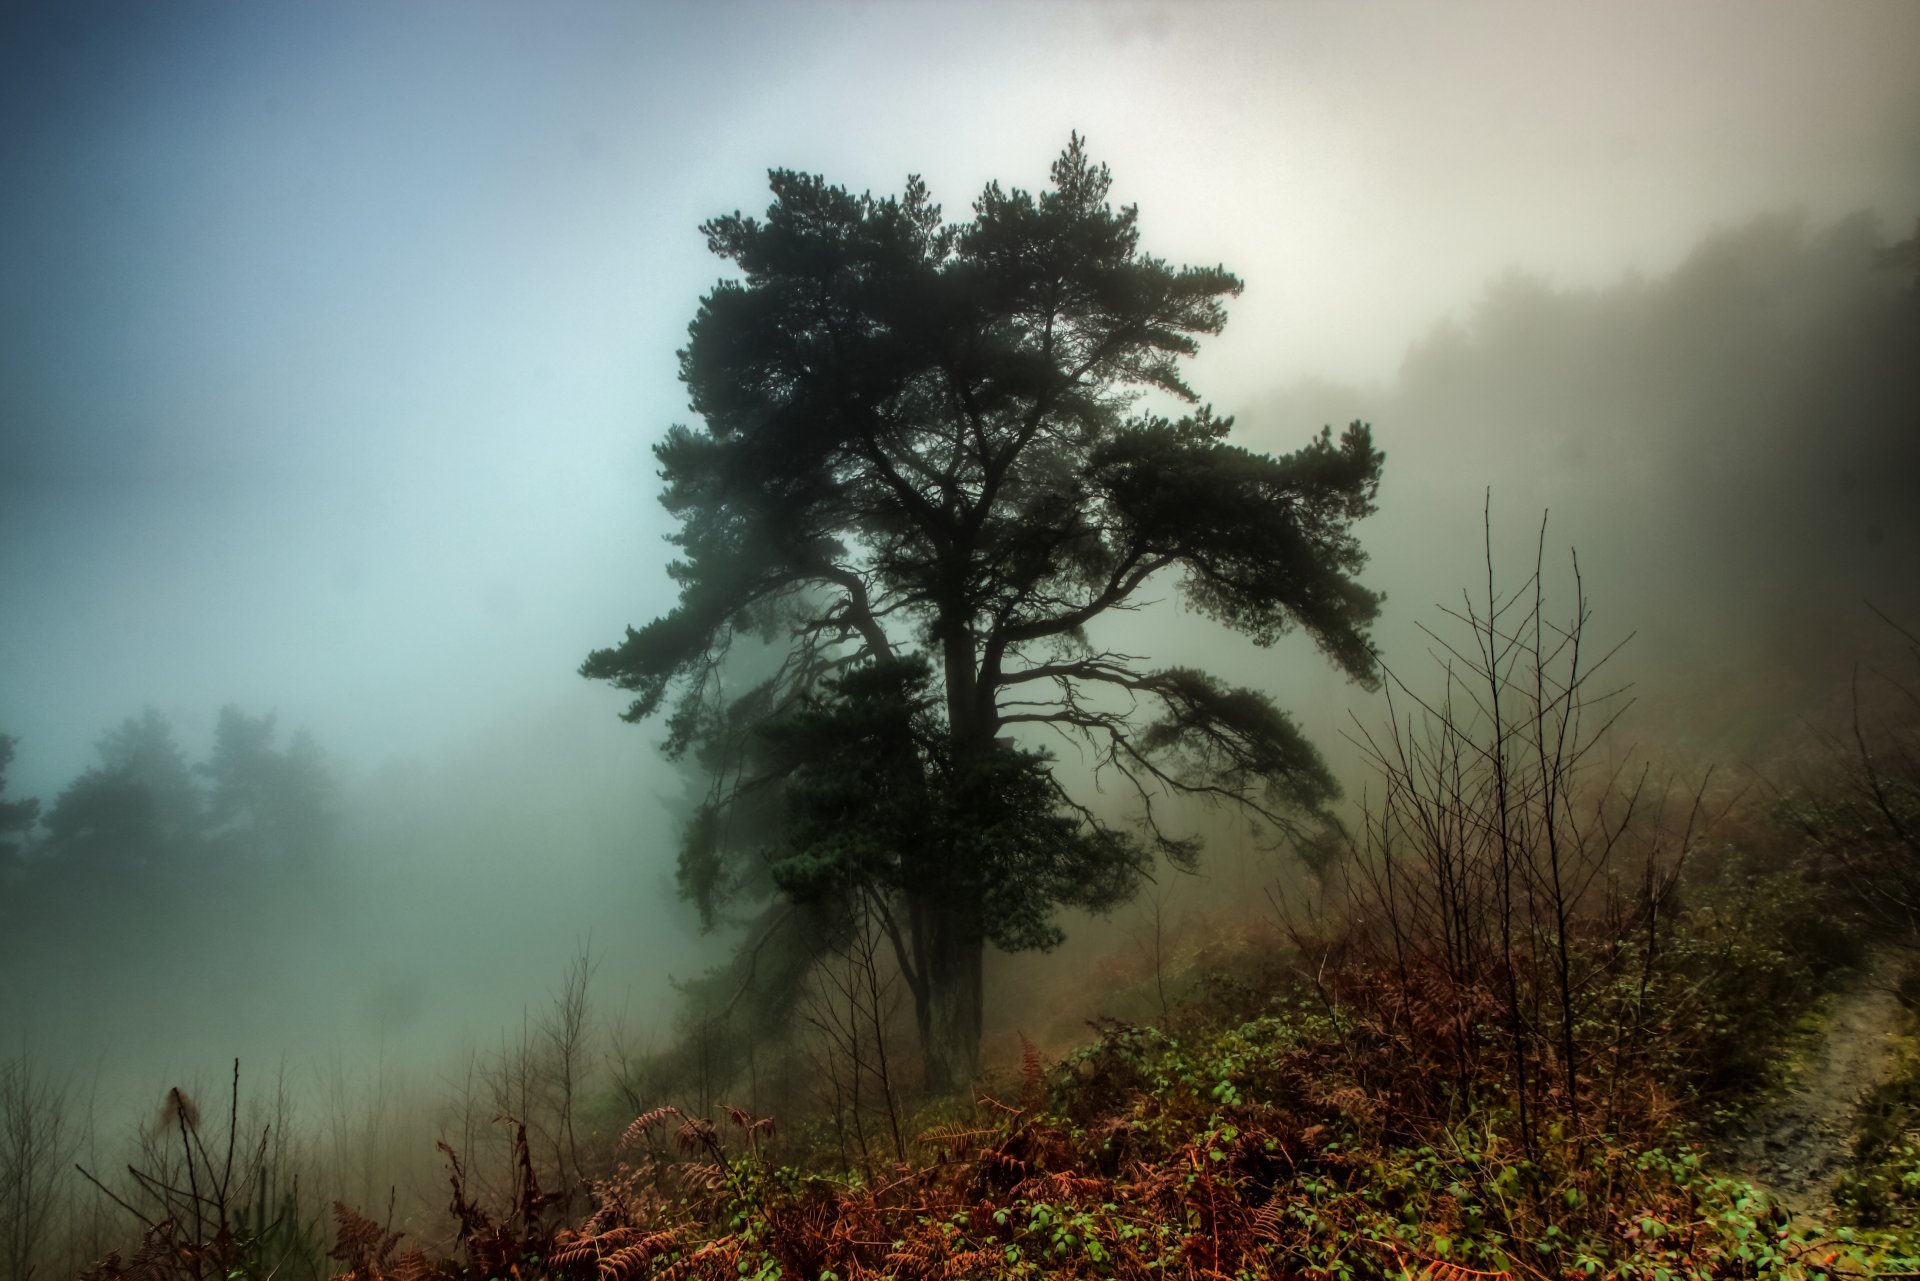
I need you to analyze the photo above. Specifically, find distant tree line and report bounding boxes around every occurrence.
[0,707,337,930]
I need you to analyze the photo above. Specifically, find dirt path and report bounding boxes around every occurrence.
[1723,958,1907,1211]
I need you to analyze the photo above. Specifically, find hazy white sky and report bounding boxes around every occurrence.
[3,0,1918,800]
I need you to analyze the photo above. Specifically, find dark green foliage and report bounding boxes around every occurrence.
[1663,854,1856,1099]
[763,657,1143,954]
[42,709,205,872]
[42,710,205,871]
[0,736,40,879]
[97,708,203,845]
[1089,413,1381,668]
[44,765,159,867]
[203,706,339,865]
[22,706,337,880]
[0,707,342,994]
[584,136,1384,1087]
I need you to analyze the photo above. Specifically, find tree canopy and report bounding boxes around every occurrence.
[584,137,1385,1089]
[0,736,40,881]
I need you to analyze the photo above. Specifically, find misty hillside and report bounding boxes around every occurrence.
[3,179,1917,1281]
[4,4,1920,1281]
[1257,210,1920,748]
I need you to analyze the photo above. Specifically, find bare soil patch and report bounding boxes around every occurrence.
[1724,956,1907,1211]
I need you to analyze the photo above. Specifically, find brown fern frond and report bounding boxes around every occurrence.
[551,1238,601,1271]
[884,1235,942,1278]
[547,1226,670,1281]
[436,1129,562,1279]
[676,1161,729,1192]
[1018,1033,1045,1112]
[1416,1258,1514,1281]
[552,1227,639,1277]
[582,1226,648,1252]
[939,1248,995,1280]
[389,1248,434,1281]
[595,1232,681,1281]
[619,1106,680,1150]
[675,1116,718,1155]
[1014,1170,1107,1204]
[975,1146,1027,1175]
[76,1251,133,1281]
[497,1113,566,1229]
[1250,1190,1287,1242]
[975,1093,1021,1117]
[437,1140,493,1245]
[1018,1124,1073,1174]
[651,1239,739,1281]
[1315,1084,1381,1123]
[80,1221,180,1281]
[915,1122,994,1155]
[329,1201,403,1280]
[596,1244,650,1281]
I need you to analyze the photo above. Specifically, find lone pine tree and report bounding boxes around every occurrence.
[584,137,1385,1091]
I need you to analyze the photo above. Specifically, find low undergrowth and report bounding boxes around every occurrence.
[61,880,1920,1281]
[295,1000,1904,1281]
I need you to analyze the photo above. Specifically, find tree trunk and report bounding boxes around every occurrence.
[917,601,988,1093]
[914,897,984,1093]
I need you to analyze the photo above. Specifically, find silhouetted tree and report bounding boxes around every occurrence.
[202,707,338,865]
[0,737,38,884]
[95,707,202,846]
[35,712,196,883]
[274,728,338,864]
[43,766,158,870]
[204,705,278,835]
[584,137,1384,1089]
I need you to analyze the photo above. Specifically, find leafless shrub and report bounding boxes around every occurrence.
[1288,505,1712,1154]
[0,1049,78,1281]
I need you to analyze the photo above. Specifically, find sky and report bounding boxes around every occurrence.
[3,1,1919,1091]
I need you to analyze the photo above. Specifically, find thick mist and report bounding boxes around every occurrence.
[1249,210,1920,760]
[2,1,1918,1264]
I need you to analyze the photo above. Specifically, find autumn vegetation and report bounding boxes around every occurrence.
[5,152,1919,1281]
